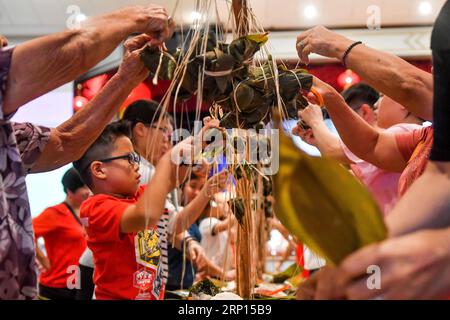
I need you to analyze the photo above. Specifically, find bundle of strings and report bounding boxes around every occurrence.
[137,0,313,299]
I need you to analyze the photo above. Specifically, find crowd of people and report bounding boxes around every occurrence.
[0,1,449,300]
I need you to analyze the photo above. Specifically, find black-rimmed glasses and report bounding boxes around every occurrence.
[80,152,141,174]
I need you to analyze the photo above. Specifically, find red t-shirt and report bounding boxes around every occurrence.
[395,126,434,196]
[80,186,165,300]
[32,203,87,288]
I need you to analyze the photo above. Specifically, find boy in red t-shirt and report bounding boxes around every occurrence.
[73,122,193,300]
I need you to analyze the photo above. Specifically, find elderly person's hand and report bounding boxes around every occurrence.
[310,76,338,102]
[3,4,175,115]
[296,26,353,64]
[319,229,450,300]
[0,4,176,300]
[296,266,349,300]
[117,34,152,86]
[130,4,175,44]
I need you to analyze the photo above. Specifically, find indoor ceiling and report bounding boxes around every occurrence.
[0,0,446,37]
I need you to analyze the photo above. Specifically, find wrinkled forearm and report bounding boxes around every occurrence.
[387,161,450,237]
[333,39,433,121]
[31,74,137,173]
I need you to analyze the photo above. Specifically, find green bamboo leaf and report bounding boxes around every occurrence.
[274,129,387,265]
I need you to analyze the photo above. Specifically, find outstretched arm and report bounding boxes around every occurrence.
[172,171,228,234]
[311,77,406,172]
[119,121,223,233]
[296,26,433,120]
[30,35,152,173]
[3,4,173,115]
[292,104,352,165]
[120,142,191,233]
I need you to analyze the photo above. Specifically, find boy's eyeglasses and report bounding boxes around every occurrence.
[98,152,141,166]
[80,152,141,173]
[150,124,172,139]
[132,119,172,139]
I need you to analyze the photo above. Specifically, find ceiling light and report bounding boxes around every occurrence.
[190,11,202,23]
[75,14,87,23]
[418,1,432,16]
[304,5,318,19]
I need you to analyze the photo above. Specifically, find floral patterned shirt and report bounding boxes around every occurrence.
[0,47,51,299]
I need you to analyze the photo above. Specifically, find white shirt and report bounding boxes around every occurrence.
[79,247,94,268]
[139,158,179,283]
[198,217,233,271]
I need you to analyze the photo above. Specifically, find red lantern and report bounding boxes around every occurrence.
[337,69,361,89]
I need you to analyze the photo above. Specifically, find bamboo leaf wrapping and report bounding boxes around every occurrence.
[140,33,313,129]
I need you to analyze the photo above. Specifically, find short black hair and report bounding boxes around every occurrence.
[341,83,380,111]
[61,167,85,193]
[73,121,131,187]
[122,99,173,129]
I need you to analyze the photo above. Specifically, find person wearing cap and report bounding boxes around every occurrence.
[32,168,91,300]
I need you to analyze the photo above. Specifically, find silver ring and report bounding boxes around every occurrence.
[299,40,305,50]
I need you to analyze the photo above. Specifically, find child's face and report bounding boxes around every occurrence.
[138,117,173,164]
[182,177,206,204]
[101,136,141,196]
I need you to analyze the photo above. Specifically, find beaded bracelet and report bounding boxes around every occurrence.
[342,41,363,68]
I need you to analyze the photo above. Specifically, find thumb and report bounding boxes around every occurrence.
[124,34,153,52]
[190,247,198,261]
